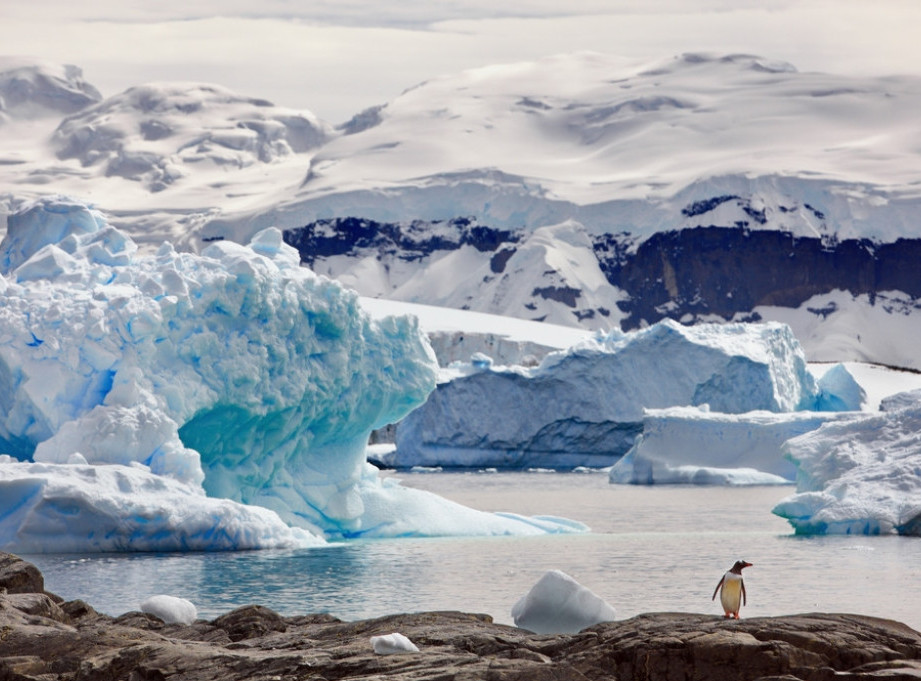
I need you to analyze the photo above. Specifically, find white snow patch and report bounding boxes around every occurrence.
[370,633,420,655]
[140,595,198,625]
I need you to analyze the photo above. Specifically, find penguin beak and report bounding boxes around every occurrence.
[744,562,753,568]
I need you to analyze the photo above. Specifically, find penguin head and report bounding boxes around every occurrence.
[730,560,753,573]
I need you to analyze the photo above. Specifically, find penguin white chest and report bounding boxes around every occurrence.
[719,573,743,612]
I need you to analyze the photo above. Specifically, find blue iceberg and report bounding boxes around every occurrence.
[394,319,824,469]
[0,196,583,552]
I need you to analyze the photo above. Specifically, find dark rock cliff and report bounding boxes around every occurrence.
[283,216,921,331]
[283,216,519,266]
[608,227,921,328]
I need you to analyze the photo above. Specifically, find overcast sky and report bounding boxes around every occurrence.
[3,1,920,123]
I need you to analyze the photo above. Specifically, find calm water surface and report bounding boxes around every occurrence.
[25,471,921,631]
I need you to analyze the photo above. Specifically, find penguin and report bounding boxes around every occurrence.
[712,560,752,619]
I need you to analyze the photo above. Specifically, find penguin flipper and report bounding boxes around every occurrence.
[712,576,725,601]
[741,579,747,606]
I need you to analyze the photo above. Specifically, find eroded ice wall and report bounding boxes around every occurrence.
[0,196,438,544]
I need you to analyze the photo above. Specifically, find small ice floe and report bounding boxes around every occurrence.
[370,632,420,654]
[140,595,198,625]
[512,569,616,634]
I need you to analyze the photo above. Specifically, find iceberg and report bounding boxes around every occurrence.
[772,397,921,535]
[512,570,616,634]
[880,388,921,412]
[814,362,867,412]
[0,460,321,552]
[0,196,583,553]
[609,407,862,486]
[394,319,822,469]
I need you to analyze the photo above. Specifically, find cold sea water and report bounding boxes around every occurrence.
[25,471,921,632]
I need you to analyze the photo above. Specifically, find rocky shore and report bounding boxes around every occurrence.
[3,552,921,680]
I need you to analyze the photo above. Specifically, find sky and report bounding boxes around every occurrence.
[3,0,921,123]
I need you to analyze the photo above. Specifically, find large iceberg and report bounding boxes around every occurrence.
[772,395,921,536]
[0,196,583,552]
[394,320,822,469]
[609,406,862,486]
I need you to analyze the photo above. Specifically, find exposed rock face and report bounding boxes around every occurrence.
[283,217,921,331]
[284,216,518,267]
[609,227,921,328]
[2,552,921,681]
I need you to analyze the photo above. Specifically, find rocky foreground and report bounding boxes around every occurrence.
[3,553,921,681]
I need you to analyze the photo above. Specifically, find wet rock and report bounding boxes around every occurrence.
[212,603,288,641]
[0,552,44,595]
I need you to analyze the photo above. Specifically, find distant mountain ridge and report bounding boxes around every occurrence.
[2,53,921,368]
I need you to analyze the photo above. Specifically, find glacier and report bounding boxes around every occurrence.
[0,196,584,553]
[393,319,825,470]
[772,391,921,536]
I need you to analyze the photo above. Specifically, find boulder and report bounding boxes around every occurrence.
[0,552,44,594]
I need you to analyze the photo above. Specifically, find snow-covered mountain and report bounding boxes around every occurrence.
[52,83,331,192]
[0,57,101,120]
[2,53,921,367]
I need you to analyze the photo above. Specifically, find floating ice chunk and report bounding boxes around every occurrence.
[609,407,861,485]
[370,633,420,655]
[140,595,198,625]
[511,570,616,634]
[0,462,322,553]
[345,463,588,539]
[0,198,439,542]
[772,404,921,535]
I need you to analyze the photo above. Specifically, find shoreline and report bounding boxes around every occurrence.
[3,551,921,680]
